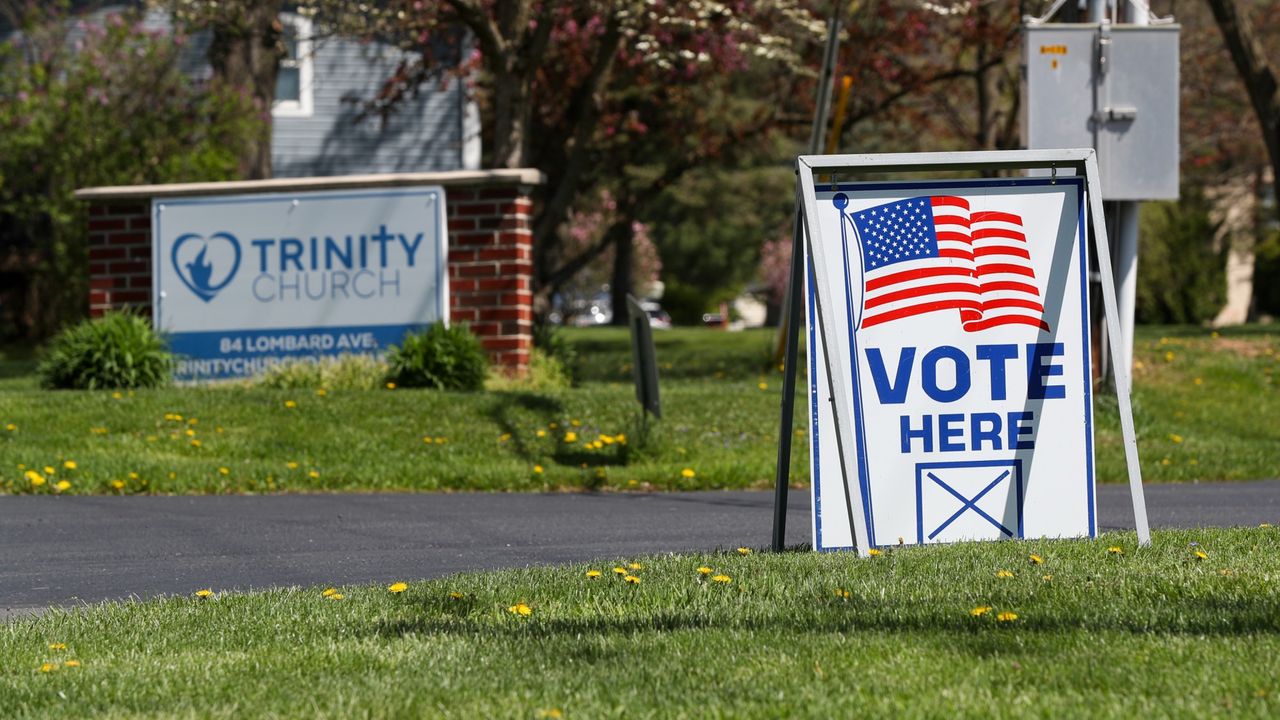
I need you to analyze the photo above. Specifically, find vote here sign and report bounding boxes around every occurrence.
[152,187,447,381]
[805,178,1093,550]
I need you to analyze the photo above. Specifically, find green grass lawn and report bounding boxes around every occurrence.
[0,325,1277,495]
[2,527,1277,718]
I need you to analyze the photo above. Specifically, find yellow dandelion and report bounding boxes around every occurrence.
[44,466,56,475]
[387,582,408,594]
[321,587,338,597]
[758,382,768,390]
[449,591,465,599]
[536,429,547,438]
[286,461,299,469]
[508,602,532,616]
[1169,433,1183,444]
[111,391,123,399]
[571,419,581,427]
[54,480,71,492]
[624,575,641,584]
[600,434,615,445]
[111,480,125,490]
[1164,351,1175,362]
[326,593,344,601]
[316,388,328,397]
[1194,549,1208,561]
[1043,574,1053,581]
[628,562,642,570]
[128,472,139,480]
[434,437,446,444]
[697,566,713,575]
[194,589,213,598]
[39,663,57,673]
[4,423,15,431]
[834,588,850,599]
[184,428,196,437]
[48,643,67,650]
[218,467,230,476]
[63,660,81,668]
[536,709,563,719]
[737,547,751,556]
[90,426,108,435]
[681,468,696,478]
[308,470,320,479]
[284,400,297,409]
[867,548,882,556]
[1108,546,1124,555]
[63,460,77,470]
[613,566,628,575]
[499,433,512,442]
[1193,378,1203,386]
[1029,554,1044,565]
[711,574,732,583]
[385,382,396,390]
[1261,523,1273,528]
[549,422,559,429]
[190,439,202,448]
[616,433,626,444]
[970,605,993,617]
[533,465,544,474]
[996,570,1015,578]
[585,570,602,579]
[25,470,45,487]
[997,611,1019,622]
[564,431,578,443]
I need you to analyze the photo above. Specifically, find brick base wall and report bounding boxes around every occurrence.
[81,172,540,374]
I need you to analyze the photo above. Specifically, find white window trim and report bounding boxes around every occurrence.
[273,13,314,118]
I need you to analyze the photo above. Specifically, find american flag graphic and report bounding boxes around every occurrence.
[848,195,1050,332]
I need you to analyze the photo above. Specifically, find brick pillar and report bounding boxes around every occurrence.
[446,186,535,372]
[80,171,539,375]
[87,202,153,318]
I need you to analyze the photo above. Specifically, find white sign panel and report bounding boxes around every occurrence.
[153,187,447,381]
[805,178,1093,550]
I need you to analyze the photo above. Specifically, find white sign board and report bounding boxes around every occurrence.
[153,187,447,381]
[805,177,1094,550]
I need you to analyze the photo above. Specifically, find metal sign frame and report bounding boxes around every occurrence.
[772,149,1150,556]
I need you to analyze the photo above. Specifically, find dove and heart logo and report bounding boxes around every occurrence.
[171,232,241,303]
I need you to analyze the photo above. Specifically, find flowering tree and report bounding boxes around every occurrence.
[371,0,825,318]
[0,3,258,338]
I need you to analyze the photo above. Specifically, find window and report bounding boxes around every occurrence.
[273,14,313,117]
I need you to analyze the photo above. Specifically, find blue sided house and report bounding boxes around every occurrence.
[1,2,480,178]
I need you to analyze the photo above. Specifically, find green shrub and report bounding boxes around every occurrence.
[254,354,389,390]
[386,324,489,391]
[1136,190,1227,324]
[533,321,581,385]
[38,313,171,389]
[485,348,573,391]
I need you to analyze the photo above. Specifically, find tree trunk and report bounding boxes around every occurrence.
[208,3,284,180]
[1206,0,1280,223]
[609,222,634,327]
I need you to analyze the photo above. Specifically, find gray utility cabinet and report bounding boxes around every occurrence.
[1023,23,1180,201]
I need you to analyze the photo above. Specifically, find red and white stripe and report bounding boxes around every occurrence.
[860,196,978,329]
[962,210,1050,332]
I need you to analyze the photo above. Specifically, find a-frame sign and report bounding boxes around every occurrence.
[772,150,1150,556]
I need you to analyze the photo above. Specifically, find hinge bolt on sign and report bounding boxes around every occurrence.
[779,150,1149,555]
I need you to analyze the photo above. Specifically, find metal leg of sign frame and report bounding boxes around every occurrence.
[772,149,1151,554]
[771,210,806,553]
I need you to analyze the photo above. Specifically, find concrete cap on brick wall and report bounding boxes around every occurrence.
[74,169,544,201]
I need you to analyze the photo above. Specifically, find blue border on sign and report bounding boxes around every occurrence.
[152,187,446,343]
[809,176,1092,551]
